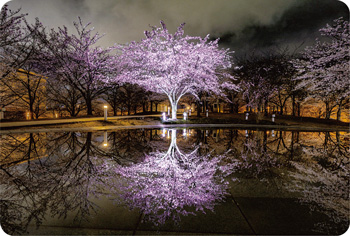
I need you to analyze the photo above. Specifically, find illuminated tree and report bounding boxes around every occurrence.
[33,18,116,115]
[293,18,350,120]
[0,6,45,113]
[0,5,26,81]
[116,21,236,119]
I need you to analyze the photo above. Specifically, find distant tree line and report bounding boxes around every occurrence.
[0,5,348,120]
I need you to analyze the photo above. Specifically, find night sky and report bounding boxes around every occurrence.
[3,0,349,57]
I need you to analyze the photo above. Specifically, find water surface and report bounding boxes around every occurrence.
[0,128,349,235]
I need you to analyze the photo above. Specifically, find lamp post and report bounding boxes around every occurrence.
[189,109,191,116]
[245,130,248,137]
[183,111,187,121]
[162,112,167,121]
[104,105,108,121]
[271,130,275,137]
[245,112,249,120]
[272,114,275,122]
[206,109,208,117]
[0,108,5,120]
[168,106,170,116]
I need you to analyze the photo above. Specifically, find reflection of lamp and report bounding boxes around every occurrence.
[245,130,248,137]
[271,130,275,137]
[103,131,108,147]
[104,105,108,121]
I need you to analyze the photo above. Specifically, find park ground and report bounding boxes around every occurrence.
[0,112,348,133]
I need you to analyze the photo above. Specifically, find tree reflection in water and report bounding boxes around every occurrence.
[0,132,118,234]
[0,129,349,234]
[112,129,234,225]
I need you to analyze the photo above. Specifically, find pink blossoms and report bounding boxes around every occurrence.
[115,21,236,119]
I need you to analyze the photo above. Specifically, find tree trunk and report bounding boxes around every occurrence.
[142,102,146,113]
[325,102,331,119]
[86,98,93,116]
[336,99,343,121]
[197,101,201,117]
[292,95,296,116]
[171,103,177,120]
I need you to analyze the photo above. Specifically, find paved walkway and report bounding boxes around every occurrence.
[0,114,161,128]
[1,122,348,134]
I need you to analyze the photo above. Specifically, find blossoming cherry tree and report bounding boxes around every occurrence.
[116,21,236,119]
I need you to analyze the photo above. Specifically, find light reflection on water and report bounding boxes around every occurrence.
[0,128,349,235]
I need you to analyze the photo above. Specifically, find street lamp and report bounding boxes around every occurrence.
[162,112,167,121]
[183,111,187,121]
[104,105,108,121]
[167,106,170,116]
[206,109,209,117]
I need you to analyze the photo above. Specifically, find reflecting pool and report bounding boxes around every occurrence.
[0,128,349,235]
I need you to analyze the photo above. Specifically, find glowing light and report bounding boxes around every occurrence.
[104,105,108,121]
[103,131,108,147]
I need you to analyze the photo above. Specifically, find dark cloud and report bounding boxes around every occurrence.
[3,0,349,56]
[216,0,349,56]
